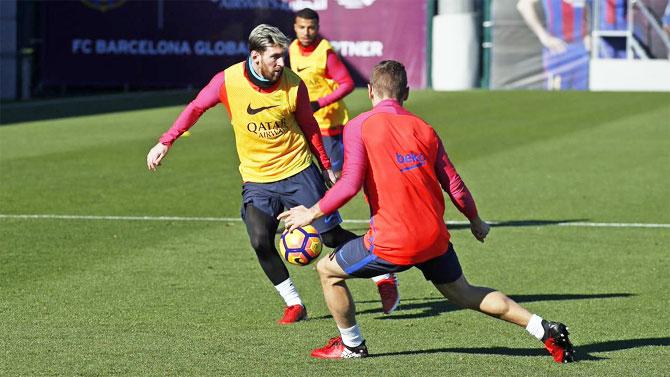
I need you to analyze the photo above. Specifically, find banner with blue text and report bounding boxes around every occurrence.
[40,0,427,88]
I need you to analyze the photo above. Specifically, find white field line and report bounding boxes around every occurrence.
[0,214,668,229]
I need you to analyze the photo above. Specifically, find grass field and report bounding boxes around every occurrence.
[1,89,669,376]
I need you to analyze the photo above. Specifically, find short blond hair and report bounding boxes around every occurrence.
[248,24,290,53]
[370,60,407,101]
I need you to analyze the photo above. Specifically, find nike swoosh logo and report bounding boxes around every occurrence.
[296,66,309,72]
[246,104,278,115]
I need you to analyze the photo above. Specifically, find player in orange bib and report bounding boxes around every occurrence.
[146,25,393,325]
[289,7,399,315]
[289,7,351,174]
[279,60,576,363]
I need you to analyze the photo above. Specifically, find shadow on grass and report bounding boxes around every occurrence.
[445,219,589,231]
[311,293,634,320]
[0,90,197,125]
[372,294,633,319]
[369,337,670,361]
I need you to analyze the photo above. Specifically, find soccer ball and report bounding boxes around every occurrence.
[279,225,323,266]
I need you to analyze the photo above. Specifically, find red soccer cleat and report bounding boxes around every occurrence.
[278,304,307,325]
[542,321,576,363]
[376,274,400,314]
[310,336,369,359]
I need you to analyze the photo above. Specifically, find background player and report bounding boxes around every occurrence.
[279,60,576,363]
[289,7,399,314]
[517,0,590,90]
[289,8,352,177]
[146,24,382,325]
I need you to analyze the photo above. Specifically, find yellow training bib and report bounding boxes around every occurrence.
[222,62,312,183]
[289,39,349,134]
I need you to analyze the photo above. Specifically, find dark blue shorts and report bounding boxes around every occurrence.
[322,134,344,173]
[334,237,463,284]
[241,164,342,233]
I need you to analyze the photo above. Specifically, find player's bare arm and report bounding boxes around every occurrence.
[517,0,567,53]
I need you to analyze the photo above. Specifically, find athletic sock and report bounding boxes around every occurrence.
[274,278,302,307]
[526,314,545,341]
[371,274,392,283]
[338,324,364,348]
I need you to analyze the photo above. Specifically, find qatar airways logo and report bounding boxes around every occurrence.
[396,152,426,172]
[246,118,289,139]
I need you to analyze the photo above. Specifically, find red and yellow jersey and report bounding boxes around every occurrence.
[221,62,313,183]
[289,39,348,134]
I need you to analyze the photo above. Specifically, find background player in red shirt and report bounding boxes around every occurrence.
[279,60,576,363]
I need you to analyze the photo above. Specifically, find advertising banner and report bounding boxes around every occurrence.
[316,0,428,88]
[490,0,591,90]
[489,0,668,90]
[40,0,428,89]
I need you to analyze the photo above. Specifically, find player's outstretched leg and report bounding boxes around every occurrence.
[435,274,576,363]
[321,226,400,314]
[243,204,306,324]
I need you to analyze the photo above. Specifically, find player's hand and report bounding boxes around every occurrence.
[278,205,317,232]
[147,142,169,171]
[310,101,321,113]
[323,168,337,188]
[540,33,567,54]
[470,216,490,243]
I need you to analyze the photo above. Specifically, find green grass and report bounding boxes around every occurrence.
[1,90,669,376]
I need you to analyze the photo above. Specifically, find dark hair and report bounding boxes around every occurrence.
[370,60,408,101]
[295,8,319,23]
